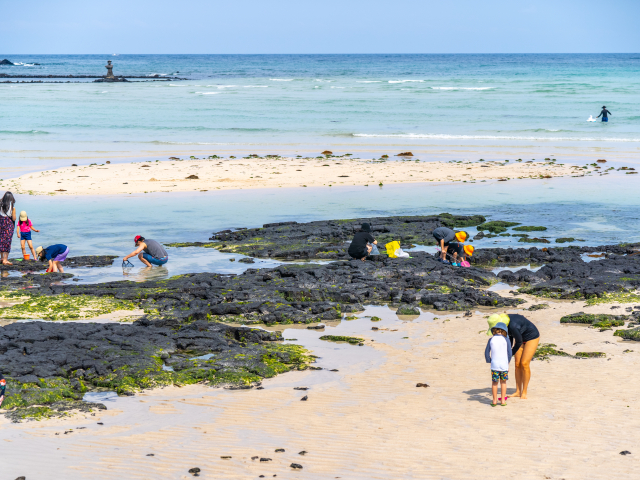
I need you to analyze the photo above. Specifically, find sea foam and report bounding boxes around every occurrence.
[352,133,640,142]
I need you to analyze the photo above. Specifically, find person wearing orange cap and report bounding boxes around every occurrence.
[447,242,474,266]
[432,227,468,263]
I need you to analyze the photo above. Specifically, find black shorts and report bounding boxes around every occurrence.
[349,251,368,259]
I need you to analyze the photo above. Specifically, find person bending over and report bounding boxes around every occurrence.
[507,313,540,399]
[36,244,69,273]
[432,227,468,263]
[447,243,474,266]
[124,235,169,267]
[596,106,612,122]
[348,223,377,262]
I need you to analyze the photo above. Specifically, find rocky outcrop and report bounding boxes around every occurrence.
[205,214,487,259]
[0,255,117,272]
[0,320,308,421]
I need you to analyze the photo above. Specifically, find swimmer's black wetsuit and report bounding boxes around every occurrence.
[596,108,612,120]
[507,314,540,356]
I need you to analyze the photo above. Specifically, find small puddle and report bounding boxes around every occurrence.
[193,353,215,361]
[83,391,119,403]
[491,264,544,275]
[581,252,605,263]
[487,282,513,292]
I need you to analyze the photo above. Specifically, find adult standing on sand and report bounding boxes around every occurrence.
[123,235,169,267]
[507,313,540,399]
[0,192,16,265]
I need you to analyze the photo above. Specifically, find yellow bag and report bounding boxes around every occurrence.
[386,241,401,258]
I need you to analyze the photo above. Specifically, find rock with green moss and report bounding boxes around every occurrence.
[4,401,107,423]
[396,305,420,315]
[614,327,640,341]
[319,335,364,345]
[555,238,575,244]
[204,214,490,259]
[475,221,520,234]
[575,352,606,358]
[560,312,628,329]
[0,293,137,321]
[512,226,547,232]
[0,319,310,420]
[518,237,551,244]
[527,304,550,311]
[533,343,571,360]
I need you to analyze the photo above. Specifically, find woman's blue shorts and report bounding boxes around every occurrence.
[20,231,32,241]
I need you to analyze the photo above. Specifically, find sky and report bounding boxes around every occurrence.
[1,0,639,54]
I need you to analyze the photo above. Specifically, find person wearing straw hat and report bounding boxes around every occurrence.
[123,235,169,267]
[16,210,39,261]
[36,244,69,273]
[432,227,468,263]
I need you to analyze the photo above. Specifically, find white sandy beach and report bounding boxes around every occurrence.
[2,293,638,479]
[6,157,587,196]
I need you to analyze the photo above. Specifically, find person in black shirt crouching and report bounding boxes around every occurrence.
[348,223,377,261]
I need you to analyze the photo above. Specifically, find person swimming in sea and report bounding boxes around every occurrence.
[596,106,612,122]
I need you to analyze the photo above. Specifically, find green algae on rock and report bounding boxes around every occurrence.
[0,320,311,421]
[205,214,489,260]
[3,401,107,423]
[575,352,606,358]
[0,293,137,321]
[527,304,550,311]
[560,312,628,329]
[512,226,547,232]
[319,335,364,345]
[534,343,571,360]
[586,292,640,306]
[518,237,551,244]
[396,305,420,315]
[614,327,640,341]
[475,221,520,234]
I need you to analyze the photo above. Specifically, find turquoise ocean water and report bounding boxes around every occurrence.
[2,54,640,175]
[1,54,639,282]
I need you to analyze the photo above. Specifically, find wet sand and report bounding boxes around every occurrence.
[2,294,639,479]
[7,157,583,196]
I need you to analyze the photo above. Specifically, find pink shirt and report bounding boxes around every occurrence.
[19,219,32,233]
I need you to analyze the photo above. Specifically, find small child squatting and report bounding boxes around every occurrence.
[484,322,513,406]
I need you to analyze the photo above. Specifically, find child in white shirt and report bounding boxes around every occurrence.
[484,322,513,406]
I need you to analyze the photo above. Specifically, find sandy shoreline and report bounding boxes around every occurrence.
[5,156,587,196]
[2,292,639,479]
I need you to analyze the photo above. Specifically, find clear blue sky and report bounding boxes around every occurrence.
[2,0,638,54]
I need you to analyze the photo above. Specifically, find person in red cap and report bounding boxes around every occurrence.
[123,235,169,267]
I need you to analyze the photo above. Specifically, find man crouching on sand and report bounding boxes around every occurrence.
[124,235,169,267]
